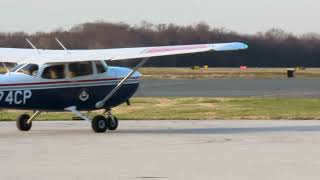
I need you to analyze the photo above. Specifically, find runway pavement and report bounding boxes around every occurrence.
[1,120,320,180]
[136,79,320,97]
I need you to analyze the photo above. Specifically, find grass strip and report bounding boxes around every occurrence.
[1,97,320,121]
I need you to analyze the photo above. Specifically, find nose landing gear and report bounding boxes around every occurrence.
[16,111,41,131]
[16,114,32,131]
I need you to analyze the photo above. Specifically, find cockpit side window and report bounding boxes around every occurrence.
[95,61,106,74]
[42,65,66,79]
[68,62,93,78]
[13,63,39,76]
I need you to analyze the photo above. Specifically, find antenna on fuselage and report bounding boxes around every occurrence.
[26,38,40,54]
[55,38,69,54]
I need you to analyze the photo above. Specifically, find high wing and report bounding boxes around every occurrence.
[0,42,248,63]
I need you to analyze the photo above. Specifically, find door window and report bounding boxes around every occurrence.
[42,65,66,79]
[68,62,93,78]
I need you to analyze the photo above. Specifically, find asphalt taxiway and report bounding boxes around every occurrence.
[137,79,320,97]
[1,120,320,180]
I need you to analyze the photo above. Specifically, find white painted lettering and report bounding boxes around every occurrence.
[0,91,4,101]
[14,91,23,104]
[23,90,32,104]
[5,91,13,105]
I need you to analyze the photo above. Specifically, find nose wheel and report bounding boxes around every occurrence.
[16,111,41,131]
[16,114,32,131]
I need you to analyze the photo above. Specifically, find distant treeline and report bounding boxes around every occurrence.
[1,21,320,67]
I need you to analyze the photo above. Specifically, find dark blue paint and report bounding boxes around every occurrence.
[0,83,140,111]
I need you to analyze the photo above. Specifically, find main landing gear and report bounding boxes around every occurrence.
[65,106,119,133]
[91,110,119,133]
[91,115,118,133]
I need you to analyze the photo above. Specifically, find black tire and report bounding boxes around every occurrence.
[91,115,107,133]
[107,116,119,131]
[16,114,32,131]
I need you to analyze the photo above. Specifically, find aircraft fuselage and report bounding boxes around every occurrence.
[0,64,140,111]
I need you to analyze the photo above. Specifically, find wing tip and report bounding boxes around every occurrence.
[235,42,249,50]
[211,42,248,51]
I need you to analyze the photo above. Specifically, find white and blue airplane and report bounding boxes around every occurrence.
[0,39,247,133]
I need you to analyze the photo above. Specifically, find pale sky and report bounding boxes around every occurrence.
[0,0,318,35]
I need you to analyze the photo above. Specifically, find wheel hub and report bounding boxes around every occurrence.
[110,119,116,127]
[98,120,106,129]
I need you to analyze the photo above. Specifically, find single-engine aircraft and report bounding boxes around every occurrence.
[0,39,247,133]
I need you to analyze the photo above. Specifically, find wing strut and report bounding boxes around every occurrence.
[55,38,69,54]
[95,58,149,109]
[26,38,40,54]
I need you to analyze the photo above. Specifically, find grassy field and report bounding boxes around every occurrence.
[1,97,320,121]
[139,68,320,79]
[1,67,320,121]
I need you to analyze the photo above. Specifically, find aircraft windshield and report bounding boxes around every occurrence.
[95,61,106,74]
[10,64,25,72]
[11,63,39,76]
